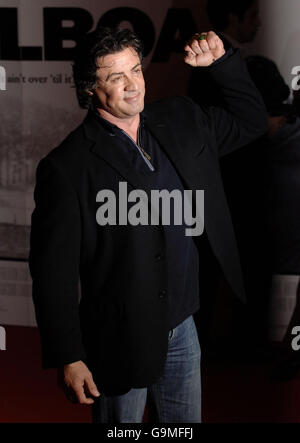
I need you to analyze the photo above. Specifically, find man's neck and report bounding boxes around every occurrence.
[96,108,140,142]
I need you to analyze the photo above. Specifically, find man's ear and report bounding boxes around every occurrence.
[85,89,93,96]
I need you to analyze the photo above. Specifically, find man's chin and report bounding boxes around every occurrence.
[125,102,144,116]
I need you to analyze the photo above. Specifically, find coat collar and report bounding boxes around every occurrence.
[83,107,203,191]
[83,108,182,181]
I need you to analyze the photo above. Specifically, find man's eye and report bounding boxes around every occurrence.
[112,76,122,83]
[134,69,141,74]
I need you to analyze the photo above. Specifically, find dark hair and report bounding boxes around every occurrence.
[206,0,256,31]
[72,27,144,109]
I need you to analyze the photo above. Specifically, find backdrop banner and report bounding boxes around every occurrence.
[0,0,200,325]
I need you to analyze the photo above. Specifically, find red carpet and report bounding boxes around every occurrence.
[0,326,300,423]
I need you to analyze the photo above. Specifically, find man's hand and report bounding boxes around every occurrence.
[184,31,225,67]
[58,360,101,405]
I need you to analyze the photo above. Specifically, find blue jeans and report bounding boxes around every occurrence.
[91,314,201,423]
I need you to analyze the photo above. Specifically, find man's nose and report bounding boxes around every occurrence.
[124,75,138,90]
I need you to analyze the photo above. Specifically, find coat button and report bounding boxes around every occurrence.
[159,290,167,299]
[155,253,164,260]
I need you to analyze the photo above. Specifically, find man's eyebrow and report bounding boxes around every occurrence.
[131,62,142,70]
[105,63,142,81]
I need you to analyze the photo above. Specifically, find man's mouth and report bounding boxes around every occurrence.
[124,93,140,103]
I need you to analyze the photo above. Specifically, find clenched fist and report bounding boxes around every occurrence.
[184,31,225,67]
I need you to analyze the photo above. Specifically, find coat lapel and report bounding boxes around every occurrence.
[84,108,208,194]
[84,111,153,195]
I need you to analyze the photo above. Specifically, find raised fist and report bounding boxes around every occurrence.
[184,31,225,67]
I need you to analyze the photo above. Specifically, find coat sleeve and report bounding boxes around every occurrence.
[193,48,269,157]
[29,156,86,368]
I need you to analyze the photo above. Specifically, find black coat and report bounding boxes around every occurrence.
[29,49,268,396]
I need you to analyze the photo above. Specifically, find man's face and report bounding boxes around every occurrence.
[237,0,261,43]
[92,47,145,120]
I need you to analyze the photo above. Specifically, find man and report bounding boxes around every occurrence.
[29,27,267,423]
[206,0,261,55]
[246,56,300,381]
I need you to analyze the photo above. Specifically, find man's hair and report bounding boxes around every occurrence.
[72,27,144,109]
[206,0,256,31]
